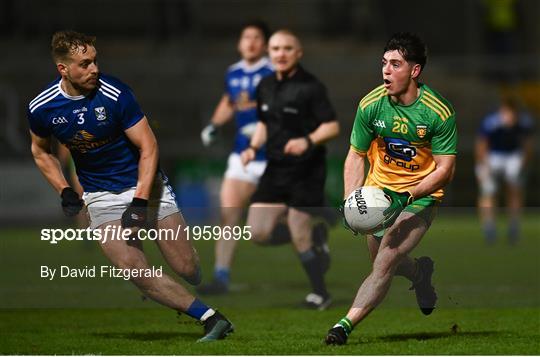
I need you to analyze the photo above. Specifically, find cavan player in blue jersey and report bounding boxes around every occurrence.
[198,21,273,295]
[475,97,534,245]
[28,31,232,342]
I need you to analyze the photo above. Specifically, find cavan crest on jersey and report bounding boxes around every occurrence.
[27,74,145,192]
[225,57,273,160]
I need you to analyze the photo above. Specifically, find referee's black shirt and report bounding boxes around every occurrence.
[256,65,336,165]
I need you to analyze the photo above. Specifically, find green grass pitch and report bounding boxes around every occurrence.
[0,210,539,354]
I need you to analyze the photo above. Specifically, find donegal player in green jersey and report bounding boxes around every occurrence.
[325,32,457,345]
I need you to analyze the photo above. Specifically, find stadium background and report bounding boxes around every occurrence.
[0,0,539,224]
[0,1,539,354]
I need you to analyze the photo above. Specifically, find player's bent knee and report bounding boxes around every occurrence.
[178,263,202,286]
[115,255,149,272]
[179,261,199,279]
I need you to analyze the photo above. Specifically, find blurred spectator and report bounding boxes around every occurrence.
[481,0,520,82]
[483,0,518,55]
[475,96,534,245]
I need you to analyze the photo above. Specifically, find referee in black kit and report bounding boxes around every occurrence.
[240,29,340,310]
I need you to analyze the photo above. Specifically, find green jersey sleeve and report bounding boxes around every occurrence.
[350,105,374,152]
[431,114,458,155]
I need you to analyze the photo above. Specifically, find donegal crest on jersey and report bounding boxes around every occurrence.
[416,124,427,138]
[350,83,457,198]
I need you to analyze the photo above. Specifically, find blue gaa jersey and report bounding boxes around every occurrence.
[478,110,534,154]
[225,57,273,160]
[28,74,145,192]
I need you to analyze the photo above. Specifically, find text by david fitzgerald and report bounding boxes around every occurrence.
[40,265,163,281]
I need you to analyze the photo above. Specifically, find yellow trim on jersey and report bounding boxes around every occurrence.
[360,89,388,110]
[359,85,385,108]
[360,85,385,104]
[350,145,367,155]
[422,92,452,121]
[420,97,449,121]
[424,91,452,117]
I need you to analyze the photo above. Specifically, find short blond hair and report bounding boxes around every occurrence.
[51,30,96,63]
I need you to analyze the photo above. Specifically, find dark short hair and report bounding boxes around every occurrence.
[500,96,519,112]
[240,20,271,42]
[51,30,96,62]
[383,32,427,71]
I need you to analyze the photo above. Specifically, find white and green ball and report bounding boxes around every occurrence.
[344,186,391,235]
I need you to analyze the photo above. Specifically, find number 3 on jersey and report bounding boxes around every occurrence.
[77,112,85,124]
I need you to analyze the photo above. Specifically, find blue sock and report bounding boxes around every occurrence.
[508,219,520,244]
[214,267,230,285]
[186,298,214,321]
[483,222,496,244]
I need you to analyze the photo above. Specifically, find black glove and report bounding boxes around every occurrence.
[338,200,358,235]
[60,187,84,217]
[121,198,148,229]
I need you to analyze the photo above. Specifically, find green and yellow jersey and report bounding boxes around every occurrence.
[350,83,457,199]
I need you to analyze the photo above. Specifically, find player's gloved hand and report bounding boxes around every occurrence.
[60,187,84,217]
[121,198,149,229]
[338,200,358,235]
[382,188,413,228]
[201,123,217,147]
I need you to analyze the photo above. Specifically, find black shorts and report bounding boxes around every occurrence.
[251,159,326,212]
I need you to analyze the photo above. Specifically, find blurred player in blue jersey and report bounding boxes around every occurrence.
[475,97,534,245]
[28,30,232,342]
[198,21,273,295]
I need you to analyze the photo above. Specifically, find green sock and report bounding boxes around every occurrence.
[334,317,353,335]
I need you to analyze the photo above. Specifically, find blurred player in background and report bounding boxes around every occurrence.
[198,21,273,294]
[325,32,457,345]
[241,30,340,310]
[475,97,534,245]
[28,30,232,342]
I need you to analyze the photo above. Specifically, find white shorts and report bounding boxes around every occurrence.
[83,174,179,229]
[476,152,524,196]
[224,153,267,184]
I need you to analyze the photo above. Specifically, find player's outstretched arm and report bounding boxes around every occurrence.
[124,116,158,200]
[121,117,158,229]
[30,130,84,217]
[343,148,366,199]
[201,94,235,147]
[309,120,340,146]
[211,94,235,126]
[29,130,70,194]
[409,154,456,200]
